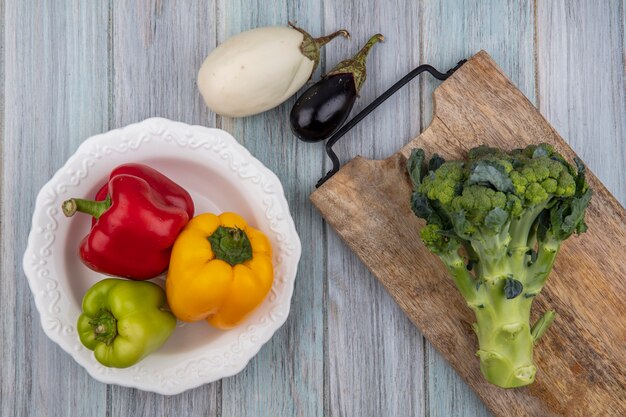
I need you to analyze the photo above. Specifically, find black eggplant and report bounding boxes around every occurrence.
[290,34,384,142]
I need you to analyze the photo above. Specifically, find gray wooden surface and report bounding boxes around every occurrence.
[1,1,624,416]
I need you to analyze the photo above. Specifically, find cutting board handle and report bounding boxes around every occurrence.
[315,60,467,188]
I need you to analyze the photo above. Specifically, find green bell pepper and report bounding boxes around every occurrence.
[77,278,176,368]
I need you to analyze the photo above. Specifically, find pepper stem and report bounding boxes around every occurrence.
[89,309,118,345]
[208,226,253,266]
[326,33,384,92]
[62,195,111,219]
[289,22,350,74]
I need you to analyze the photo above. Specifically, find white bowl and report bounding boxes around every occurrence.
[22,118,301,394]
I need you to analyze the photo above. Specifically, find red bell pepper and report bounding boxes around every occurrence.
[62,163,194,280]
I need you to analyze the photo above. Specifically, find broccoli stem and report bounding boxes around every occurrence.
[439,249,536,387]
[469,226,510,282]
[439,218,560,388]
[473,291,537,388]
[526,235,560,294]
[440,251,480,305]
[508,202,548,254]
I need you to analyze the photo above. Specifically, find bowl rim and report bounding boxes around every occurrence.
[22,117,302,395]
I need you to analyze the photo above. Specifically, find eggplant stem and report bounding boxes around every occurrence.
[326,33,385,92]
[290,22,350,73]
[352,34,384,65]
[313,29,351,46]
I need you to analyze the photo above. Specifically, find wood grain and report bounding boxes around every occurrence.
[218,1,326,416]
[323,2,426,416]
[108,1,220,415]
[1,1,110,416]
[311,51,626,417]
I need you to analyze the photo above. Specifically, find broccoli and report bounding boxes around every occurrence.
[408,144,591,388]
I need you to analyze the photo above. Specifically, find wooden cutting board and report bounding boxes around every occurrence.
[310,51,626,417]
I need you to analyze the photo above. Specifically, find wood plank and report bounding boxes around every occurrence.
[311,51,626,416]
[0,0,5,390]
[217,1,326,416]
[108,1,220,415]
[322,3,426,416]
[419,2,535,414]
[0,0,5,409]
[0,1,109,416]
[537,0,626,206]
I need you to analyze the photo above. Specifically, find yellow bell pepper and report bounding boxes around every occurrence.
[166,212,273,329]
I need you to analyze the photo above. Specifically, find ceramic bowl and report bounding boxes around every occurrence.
[23,118,301,394]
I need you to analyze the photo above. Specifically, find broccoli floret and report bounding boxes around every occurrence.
[420,224,448,253]
[408,143,592,389]
[450,186,507,223]
[420,161,464,205]
[525,182,549,205]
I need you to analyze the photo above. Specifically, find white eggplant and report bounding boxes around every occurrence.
[197,24,349,118]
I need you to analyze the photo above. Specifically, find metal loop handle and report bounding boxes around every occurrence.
[316,60,467,187]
